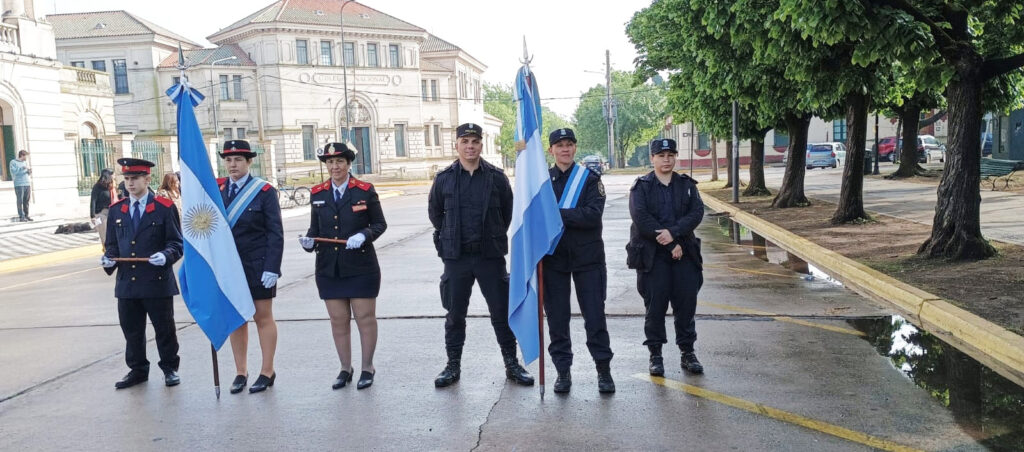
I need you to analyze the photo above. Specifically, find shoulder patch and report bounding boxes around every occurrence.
[310,181,330,195]
[145,202,156,213]
[154,196,174,208]
[597,180,606,197]
[348,177,372,192]
[261,184,272,192]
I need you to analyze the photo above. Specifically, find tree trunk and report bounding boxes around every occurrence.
[893,104,922,178]
[832,92,870,224]
[743,131,771,196]
[771,113,811,208]
[710,135,719,181]
[919,72,996,260]
[724,140,734,188]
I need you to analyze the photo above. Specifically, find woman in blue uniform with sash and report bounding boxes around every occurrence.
[218,140,285,394]
[299,143,387,390]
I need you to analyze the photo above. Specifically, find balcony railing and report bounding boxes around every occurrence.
[0,23,19,52]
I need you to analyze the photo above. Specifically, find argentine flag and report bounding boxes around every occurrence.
[168,80,254,349]
[508,65,563,364]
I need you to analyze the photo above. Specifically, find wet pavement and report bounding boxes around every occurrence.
[1,174,1022,451]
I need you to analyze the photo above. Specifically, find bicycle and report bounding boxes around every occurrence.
[276,178,311,208]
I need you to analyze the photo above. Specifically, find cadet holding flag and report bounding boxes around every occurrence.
[100,158,184,389]
[627,139,705,376]
[542,128,614,394]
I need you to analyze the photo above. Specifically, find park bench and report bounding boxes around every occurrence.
[980,158,1024,190]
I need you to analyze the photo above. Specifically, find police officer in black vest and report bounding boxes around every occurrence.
[100,158,184,389]
[428,122,533,388]
[627,139,705,376]
[543,128,615,394]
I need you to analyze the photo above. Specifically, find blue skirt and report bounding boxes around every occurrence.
[316,272,381,299]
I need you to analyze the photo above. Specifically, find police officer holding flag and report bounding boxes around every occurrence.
[543,128,614,394]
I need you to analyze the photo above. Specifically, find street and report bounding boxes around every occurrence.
[0,174,1013,451]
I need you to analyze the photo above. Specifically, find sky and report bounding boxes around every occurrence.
[43,0,652,119]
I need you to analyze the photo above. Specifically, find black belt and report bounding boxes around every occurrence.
[461,241,482,255]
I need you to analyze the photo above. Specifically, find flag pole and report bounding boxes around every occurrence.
[537,261,545,398]
[211,344,221,399]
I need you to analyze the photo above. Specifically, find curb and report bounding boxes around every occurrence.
[702,195,1024,387]
[0,244,102,274]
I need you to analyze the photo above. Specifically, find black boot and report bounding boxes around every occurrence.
[435,348,462,388]
[648,345,664,377]
[681,350,704,374]
[596,359,615,393]
[553,369,572,393]
[501,347,534,386]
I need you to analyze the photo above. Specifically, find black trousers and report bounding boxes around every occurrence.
[439,255,517,355]
[638,256,703,351]
[117,297,180,373]
[543,266,613,371]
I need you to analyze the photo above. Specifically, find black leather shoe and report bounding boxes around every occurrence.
[229,374,247,394]
[114,370,148,389]
[596,360,615,393]
[553,369,571,393]
[681,351,704,374]
[249,373,276,393]
[356,371,375,390]
[333,369,353,389]
[164,370,181,387]
[649,355,665,377]
[434,360,461,388]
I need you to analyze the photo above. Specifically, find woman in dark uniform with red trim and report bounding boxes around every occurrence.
[299,143,387,390]
[218,140,285,394]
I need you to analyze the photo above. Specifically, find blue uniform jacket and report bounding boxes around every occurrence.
[427,159,512,260]
[103,193,183,298]
[218,177,284,286]
[627,172,704,272]
[543,163,606,272]
[304,177,387,278]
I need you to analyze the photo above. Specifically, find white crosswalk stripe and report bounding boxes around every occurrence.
[0,230,100,261]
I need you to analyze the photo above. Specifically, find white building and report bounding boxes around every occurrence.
[1,0,117,221]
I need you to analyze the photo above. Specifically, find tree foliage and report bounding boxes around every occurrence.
[572,71,666,167]
[484,82,572,164]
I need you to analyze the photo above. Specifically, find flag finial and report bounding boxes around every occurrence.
[520,36,532,68]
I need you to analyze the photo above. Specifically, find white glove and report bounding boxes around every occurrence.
[261,271,279,289]
[100,256,116,268]
[148,252,167,266]
[299,236,315,250]
[346,233,366,249]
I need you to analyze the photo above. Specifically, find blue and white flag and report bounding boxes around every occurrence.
[508,65,563,364]
[169,80,254,350]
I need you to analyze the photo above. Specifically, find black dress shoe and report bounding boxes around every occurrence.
[434,360,461,388]
[681,351,704,374]
[553,369,571,393]
[249,373,276,393]
[333,369,353,389]
[164,370,181,387]
[114,370,148,389]
[229,374,248,394]
[356,371,375,390]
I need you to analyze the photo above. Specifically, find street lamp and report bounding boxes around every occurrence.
[339,0,356,144]
[209,55,238,146]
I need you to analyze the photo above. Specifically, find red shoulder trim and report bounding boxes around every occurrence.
[261,184,272,192]
[120,202,129,213]
[154,196,174,208]
[310,181,331,195]
[109,197,127,208]
[217,177,228,191]
[348,177,372,192]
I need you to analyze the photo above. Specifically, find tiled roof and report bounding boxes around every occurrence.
[46,10,201,47]
[156,44,256,68]
[210,0,424,40]
[421,34,460,53]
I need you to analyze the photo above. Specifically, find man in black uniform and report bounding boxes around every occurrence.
[543,128,615,394]
[428,123,534,388]
[100,158,184,389]
[627,139,705,376]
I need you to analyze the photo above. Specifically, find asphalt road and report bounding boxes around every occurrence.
[0,174,1005,451]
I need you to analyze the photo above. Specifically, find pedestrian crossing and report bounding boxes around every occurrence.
[0,229,100,261]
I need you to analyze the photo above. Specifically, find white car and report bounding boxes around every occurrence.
[807,142,847,169]
[920,134,946,164]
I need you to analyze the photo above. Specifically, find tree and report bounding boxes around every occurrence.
[573,71,665,168]
[485,82,572,165]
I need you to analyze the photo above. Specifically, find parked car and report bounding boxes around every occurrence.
[891,136,930,164]
[982,133,993,156]
[581,155,604,175]
[806,142,846,169]
[875,136,900,162]
[920,135,946,164]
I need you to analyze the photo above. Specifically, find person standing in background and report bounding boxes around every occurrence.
[9,150,31,221]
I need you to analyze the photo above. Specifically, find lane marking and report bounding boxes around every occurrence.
[632,374,923,452]
[0,267,99,291]
[698,301,866,337]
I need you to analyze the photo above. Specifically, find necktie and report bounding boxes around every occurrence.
[229,183,239,203]
[131,201,141,231]
[335,189,342,204]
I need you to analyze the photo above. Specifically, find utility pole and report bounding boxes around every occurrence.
[731,100,740,203]
[604,50,615,169]
[340,0,355,143]
[688,122,694,175]
[872,112,880,175]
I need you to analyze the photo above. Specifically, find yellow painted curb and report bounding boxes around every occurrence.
[378,190,404,200]
[0,244,102,274]
[703,195,1024,387]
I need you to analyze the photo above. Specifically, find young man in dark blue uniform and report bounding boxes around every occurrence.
[428,122,533,388]
[100,158,184,389]
[627,139,705,376]
[543,128,615,394]
[217,140,284,394]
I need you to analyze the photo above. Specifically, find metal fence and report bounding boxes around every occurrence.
[131,140,167,191]
[75,140,118,196]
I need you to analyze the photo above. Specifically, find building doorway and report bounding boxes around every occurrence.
[302,125,315,161]
[351,127,372,175]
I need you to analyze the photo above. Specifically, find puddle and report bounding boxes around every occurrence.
[713,216,842,286]
[850,316,1024,449]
